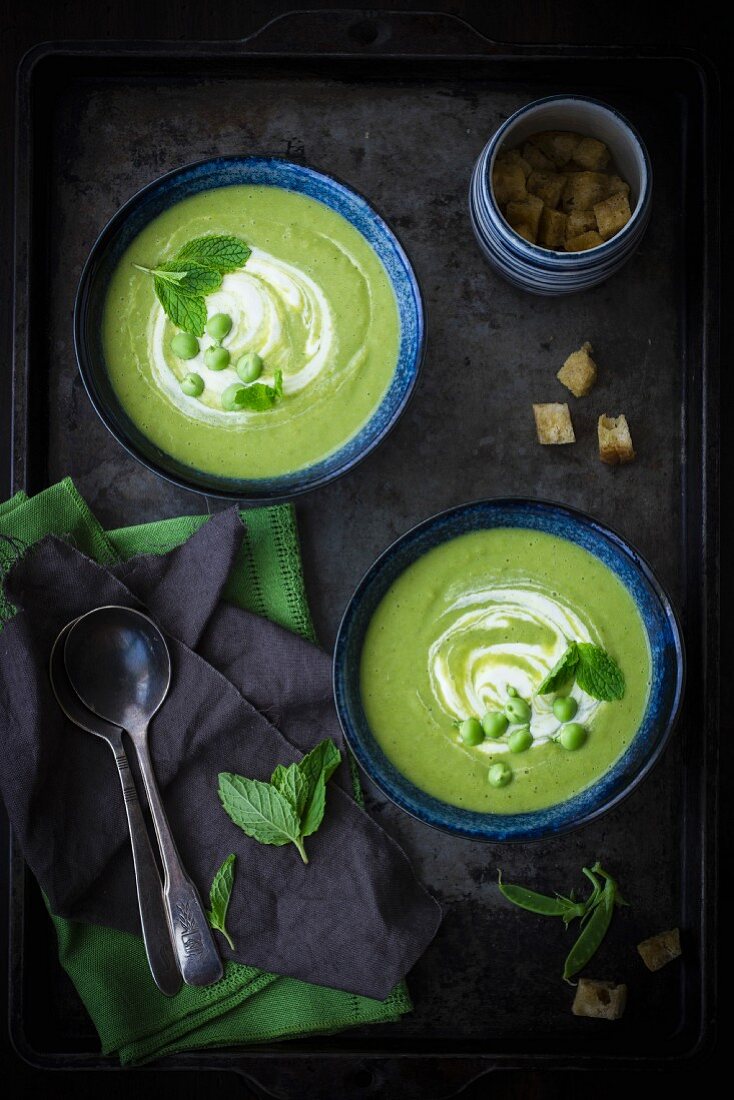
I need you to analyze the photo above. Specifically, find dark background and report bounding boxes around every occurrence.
[0,2,725,1096]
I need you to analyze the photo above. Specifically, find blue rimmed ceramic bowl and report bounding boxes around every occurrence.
[334,499,684,842]
[469,95,652,295]
[74,156,424,503]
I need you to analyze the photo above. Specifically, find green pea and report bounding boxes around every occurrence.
[488,761,513,788]
[221,383,247,412]
[505,696,531,724]
[180,372,204,397]
[204,345,230,371]
[170,332,199,360]
[459,717,484,746]
[205,313,232,342]
[482,711,509,739]
[508,726,533,754]
[553,695,578,723]
[507,686,518,698]
[559,723,587,751]
[236,351,264,383]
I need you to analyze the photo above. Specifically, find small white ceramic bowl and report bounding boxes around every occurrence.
[469,95,652,296]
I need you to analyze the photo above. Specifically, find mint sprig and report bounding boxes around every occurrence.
[206,853,236,950]
[134,234,250,336]
[218,738,342,864]
[536,641,624,702]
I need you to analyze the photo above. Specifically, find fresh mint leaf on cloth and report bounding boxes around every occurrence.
[206,853,236,950]
[219,738,342,864]
[536,643,579,695]
[175,234,251,273]
[575,643,625,701]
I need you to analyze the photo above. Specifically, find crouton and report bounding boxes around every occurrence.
[533,403,575,445]
[565,231,604,252]
[538,207,568,250]
[571,136,611,171]
[513,224,536,244]
[522,141,555,172]
[607,175,631,198]
[492,160,528,206]
[527,169,566,210]
[572,979,627,1020]
[557,341,597,397]
[637,929,682,972]
[598,414,635,465]
[594,192,632,240]
[505,194,544,239]
[566,209,598,238]
[562,172,610,214]
[528,131,582,167]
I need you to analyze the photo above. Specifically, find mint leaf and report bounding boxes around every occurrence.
[218,773,306,861]
[575,643,625,701]
[296,738,341,839]
[300,773,327,838]
[206,853,236,950]
[237,378,282,411]
[153,277,207,336]
[537,643,579,695]
[157,260,223,295]
[175,235,251,273]
[271,761,308,817]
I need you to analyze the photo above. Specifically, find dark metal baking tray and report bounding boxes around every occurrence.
[9,9,719,1096]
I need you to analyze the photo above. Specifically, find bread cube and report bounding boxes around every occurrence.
[566,209,598,238]
[572,979,627,1020]
[607,175,631,198]
[527,169,566,209]
[557,341,597,397]
[522,141,555,171]
[598,414,635,464]
[562,172,610,213]
[533,403,575,445]
[565,231,604,252]
[594,192,632,240]
[528,131,582,167]
[505,194,544,238]
[492,161,528,206]
[637,929,682,972]
[571,136,611,171]
[538,207,568,250]
[513,224,537,244]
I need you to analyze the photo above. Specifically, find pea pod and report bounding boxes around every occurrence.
[498,873,583,919]
[563,877,616,981]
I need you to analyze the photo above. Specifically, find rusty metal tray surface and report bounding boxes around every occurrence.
[8,9,719,1096]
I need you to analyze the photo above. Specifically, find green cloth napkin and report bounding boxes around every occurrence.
[0,479,411,1064]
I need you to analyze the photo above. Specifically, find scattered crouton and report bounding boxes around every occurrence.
[527,169,566,210]
[538,207,568,250]
[566,209,598,239]
[522,141,555,171]
[572,979,627,1020]
[528,131,582,167]
[533,403,575,445]
[557,341,597,397]
[505,194,544,240]
[562,172,610,214]
[598,414,635,465]
[637,929,682,972]
[594,192,632,240]
[565,231,604,252]
[571,136,611,172]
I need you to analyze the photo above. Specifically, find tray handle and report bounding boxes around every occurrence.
[240,8,501,57]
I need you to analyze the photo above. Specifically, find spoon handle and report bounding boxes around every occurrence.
[111,745,182,997]
[131,729,223,987]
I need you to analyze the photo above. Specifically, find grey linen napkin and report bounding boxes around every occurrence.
[0,510,441,998]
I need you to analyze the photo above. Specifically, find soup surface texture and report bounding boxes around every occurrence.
[360,527,651,813]
[102,184,401,479]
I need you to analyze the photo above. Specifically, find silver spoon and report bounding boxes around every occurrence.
[63,605,223,987]
[50,620,182,997]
